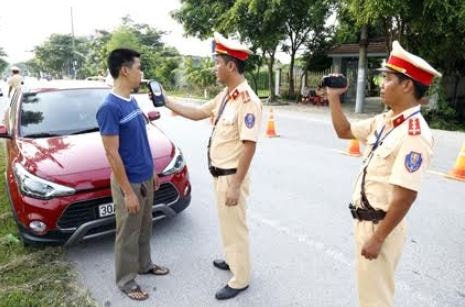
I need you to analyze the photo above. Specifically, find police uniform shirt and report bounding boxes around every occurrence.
[8,74,22,90]
[350,105,433,211]
[200,80,262,169]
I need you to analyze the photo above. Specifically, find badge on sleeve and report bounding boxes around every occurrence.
[244,113,255,128]
[404,151,423,172]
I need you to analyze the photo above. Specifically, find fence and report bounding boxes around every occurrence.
[279,67,330,98]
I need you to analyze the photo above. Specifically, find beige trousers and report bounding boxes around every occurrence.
[213,174,251,289]
[111,175,154,291]
[355,220,406,307]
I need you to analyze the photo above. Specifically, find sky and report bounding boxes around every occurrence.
[0,0,213,64]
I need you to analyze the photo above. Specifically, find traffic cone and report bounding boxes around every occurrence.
[265,108,278,137]
[343,139,362,157]
[447,141,465,181]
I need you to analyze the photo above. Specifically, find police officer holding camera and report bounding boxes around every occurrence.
[150,32,262,300]
[326,41,441,307]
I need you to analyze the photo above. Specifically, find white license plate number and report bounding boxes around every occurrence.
[98,203,115,217]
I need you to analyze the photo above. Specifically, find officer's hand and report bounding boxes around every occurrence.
[361,236,384,260]
[226,185,240,206]
[125,192,140,214]
[326,85,348,101]
[153,174,160,191]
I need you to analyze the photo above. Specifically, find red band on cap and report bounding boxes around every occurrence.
[387,55,433,85]
[215,43,249,61]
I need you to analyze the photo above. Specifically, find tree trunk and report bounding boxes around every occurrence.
[288,50,296,98]
[453,73,460,108]
[266,50,276,102]
[355,24,368,114]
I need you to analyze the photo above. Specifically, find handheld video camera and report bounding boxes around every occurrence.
[320,74,348,88]
[147,80,165,107]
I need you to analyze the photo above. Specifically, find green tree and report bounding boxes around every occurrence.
[172,1,234,39]
[105,17,180,88]
[279,0,331,97]
[340,0,465,127]
[107,26,141,52]
[220,0,286,101]
[173,0,286,101]
[33,34,89,78]
[0,47,8,75]
[183,56,216,96]
[142,46,181,89]
[79,30,112,78]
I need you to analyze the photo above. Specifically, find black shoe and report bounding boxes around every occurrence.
[215,285,249,300]
[213,259,230,271]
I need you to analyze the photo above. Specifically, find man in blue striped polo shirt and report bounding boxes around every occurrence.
[96,48,169,301]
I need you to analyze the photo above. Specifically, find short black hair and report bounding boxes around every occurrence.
[395,73,429,99]
[107,48,141,79]
[218,54,246,74]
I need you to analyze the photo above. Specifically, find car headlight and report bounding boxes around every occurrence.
[13,163,75,199]
[161,146,186,176]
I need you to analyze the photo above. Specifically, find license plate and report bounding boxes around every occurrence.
[98,203,115,217]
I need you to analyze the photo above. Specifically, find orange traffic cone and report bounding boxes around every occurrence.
[447,141,465,181]
[343,139,362,157]
[265,108,278,137]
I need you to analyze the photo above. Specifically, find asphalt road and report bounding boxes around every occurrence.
[40,95,465,306]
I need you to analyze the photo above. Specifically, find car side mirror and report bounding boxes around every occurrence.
[147,111,161,121]
[0,124,11,139]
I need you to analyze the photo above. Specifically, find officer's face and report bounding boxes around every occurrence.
[214,56,236,84]
[215,56,228,83]
[380,72,407,108]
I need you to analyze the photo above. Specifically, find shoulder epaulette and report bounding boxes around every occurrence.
[240,90,251,103]
[408,118,421,135]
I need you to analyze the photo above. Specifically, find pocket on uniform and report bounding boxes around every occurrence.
[375,144,395,158]
[369,143,397,176]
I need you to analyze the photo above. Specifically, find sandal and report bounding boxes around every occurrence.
[122,285,149,301]
[143,264,170,276]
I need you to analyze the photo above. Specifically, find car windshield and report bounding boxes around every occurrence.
[20,88,110,137]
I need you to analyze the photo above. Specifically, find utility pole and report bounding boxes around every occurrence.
[70,6,77,79]
[355,24,368,113]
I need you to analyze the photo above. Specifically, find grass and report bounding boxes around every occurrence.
[0,142,96,306]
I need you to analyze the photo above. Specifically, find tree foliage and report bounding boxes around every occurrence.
[172,1,234,39]
[25,17,180,86]
[279,0,331,96]
[340,0,465,127]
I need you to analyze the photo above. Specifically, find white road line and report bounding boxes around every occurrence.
[249,212,352,266]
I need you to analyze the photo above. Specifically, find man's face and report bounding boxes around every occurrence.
[215,56,229,84]
[122,57,142,89]
[379,72,406,108]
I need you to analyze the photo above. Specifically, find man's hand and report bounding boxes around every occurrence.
[124,192,140,214]
[326,85,349,101]
[225,184,240,206]
[361,235,384,260]
[153,174,160,191]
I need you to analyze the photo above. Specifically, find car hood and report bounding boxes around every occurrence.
[17,125,173,190]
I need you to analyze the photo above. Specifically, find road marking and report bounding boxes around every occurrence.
[249,212,352,266]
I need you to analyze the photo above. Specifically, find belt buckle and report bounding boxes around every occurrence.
[371,210,383,224]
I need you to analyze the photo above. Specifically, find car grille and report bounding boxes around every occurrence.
[58,183,179,229]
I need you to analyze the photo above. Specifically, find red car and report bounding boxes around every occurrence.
[0,81,191,246]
